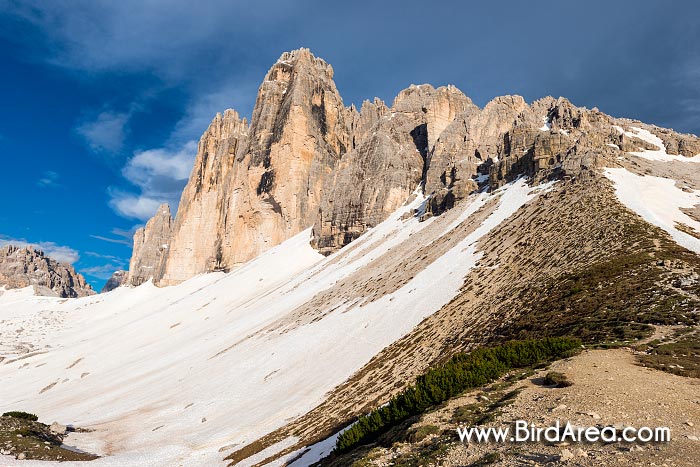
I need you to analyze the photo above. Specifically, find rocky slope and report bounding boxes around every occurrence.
[128,48,700,287]
[319,344,700,467]
[100,270,128,293]
[0,245,93,298]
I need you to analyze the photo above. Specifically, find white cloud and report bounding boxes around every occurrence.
[105,140,196,220]
[90,225,142,246]
[108,190,166,221]
[39,244,81,264]
[0,236,80,264]
[37,170,60,187]
[80,263,123,280]
[76,111,130,154]
[124,141,196,185]
[90,235,131,246]
[85,251,128,264]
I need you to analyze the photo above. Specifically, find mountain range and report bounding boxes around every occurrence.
[124,48,700,289]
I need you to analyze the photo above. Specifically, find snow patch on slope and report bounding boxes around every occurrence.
[604,167,700,253]
[618,126,700,163]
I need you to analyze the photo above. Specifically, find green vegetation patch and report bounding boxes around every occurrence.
[407,424,441,443]
[0,413,98,461]
[542,371,572,387]
[2,411,38,421]
[637,328,700,378]
[334,337,581,453]
[497,252,700,345]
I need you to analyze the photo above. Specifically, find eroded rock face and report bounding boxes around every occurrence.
[422,95,690,214]
[127,204,173,286]
[158,110,249,284]
[311,122,424,255]
[425,95,526,214]
[212,48,352,273]
[101,270,128,293]
[311,84,473,254]
[0,245,93,297]
[149,48,353,285]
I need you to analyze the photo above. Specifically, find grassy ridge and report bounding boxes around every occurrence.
[335,337,581,452]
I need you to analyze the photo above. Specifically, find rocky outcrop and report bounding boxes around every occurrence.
[659,131,700,157]
[312,85,473,254]
[614,118,700,157]
[392,84,475,152]
[214,48,351,271]
[425,95,526,214]
[311,121,424,255]
[158,110,249,284]
[127,204,173,286]
[0,245,93,297]
[423,96,663,214]
[101,270,128,293]
[127,48,700,284]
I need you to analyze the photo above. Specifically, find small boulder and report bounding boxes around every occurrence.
[49,422,67,435]
[560,448,574,461]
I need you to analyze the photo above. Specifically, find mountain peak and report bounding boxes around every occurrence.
[0,244,94,297]
[274,47,333,76]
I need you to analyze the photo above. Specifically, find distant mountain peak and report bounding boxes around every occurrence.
[0,244,94,298]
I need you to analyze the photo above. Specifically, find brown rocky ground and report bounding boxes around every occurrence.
[318,333,700,467]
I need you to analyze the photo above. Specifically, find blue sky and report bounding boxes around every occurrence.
[1,0,699,290]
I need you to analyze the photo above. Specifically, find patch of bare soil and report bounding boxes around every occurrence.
[339,347,700,467]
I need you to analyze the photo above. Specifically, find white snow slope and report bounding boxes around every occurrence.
[0,179,543,467]
[605,168,700,254]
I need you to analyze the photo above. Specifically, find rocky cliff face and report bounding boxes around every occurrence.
[127,204,173,286]
[152,48,353,285]
[214,48,352,271]
[127,48,700,285]
[158,110,249,284]
[312,84,473,254]
[101,270,128,293]
[0,245,93,297]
